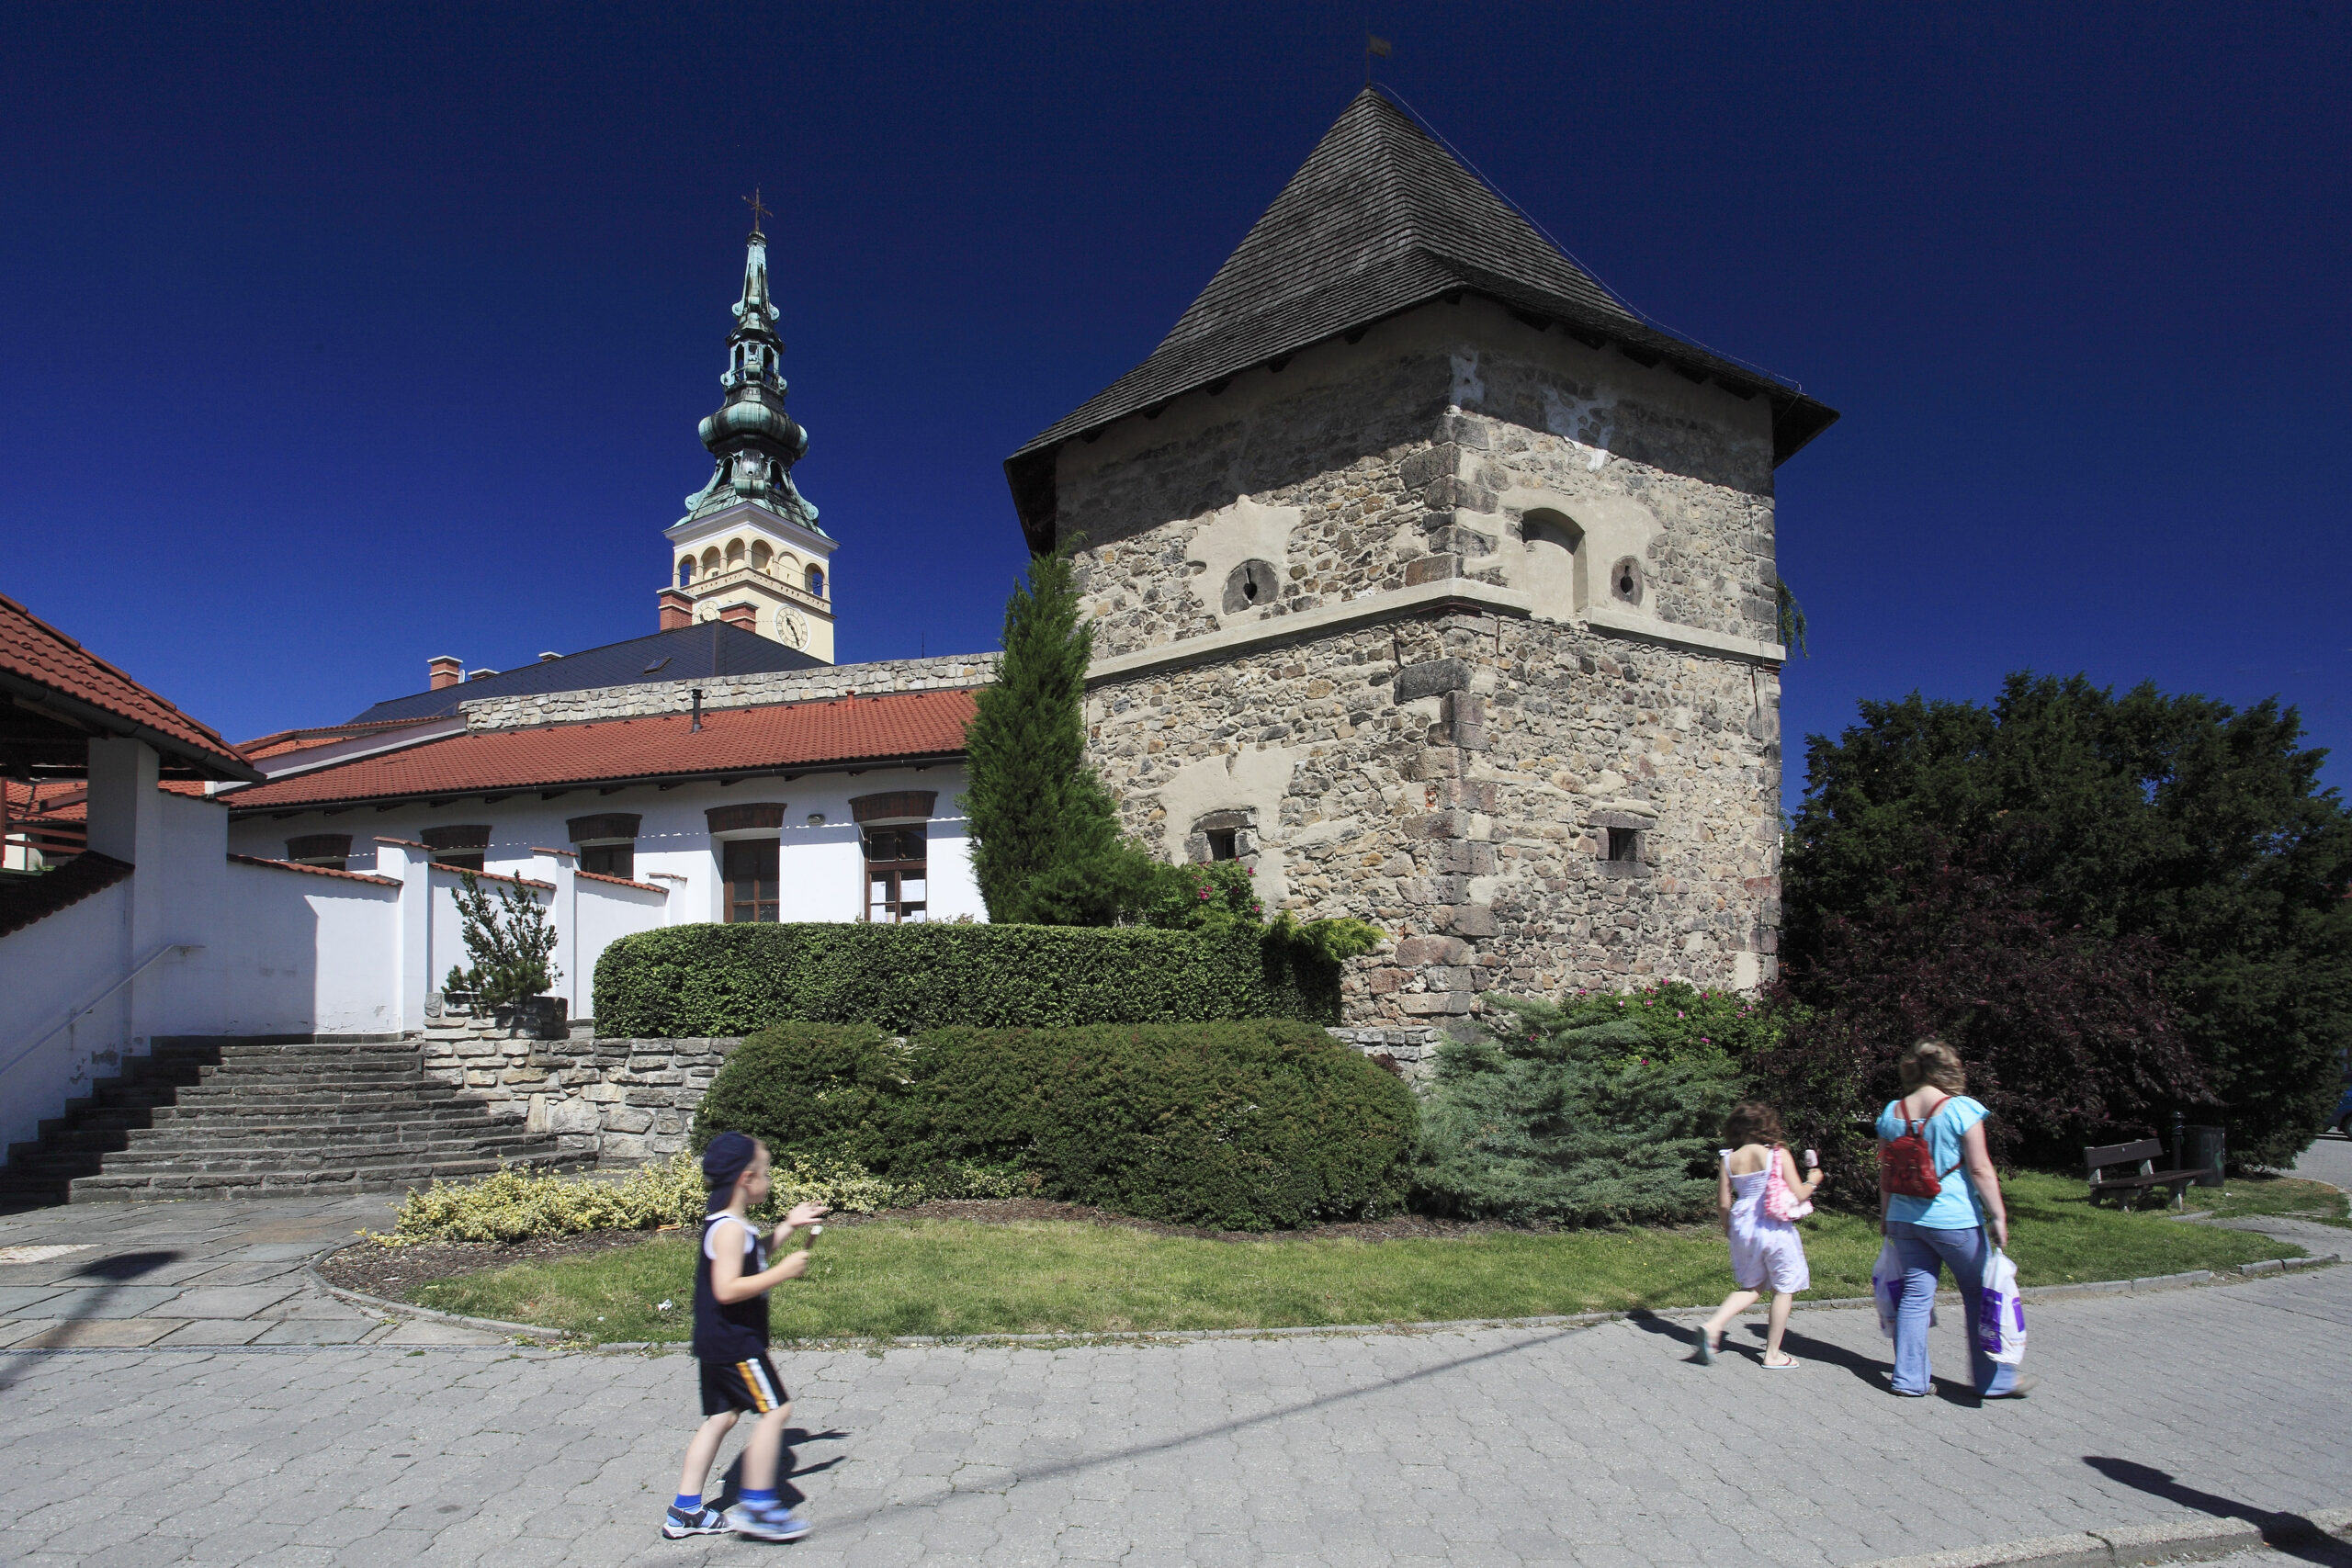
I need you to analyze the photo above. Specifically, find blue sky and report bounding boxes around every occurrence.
[3,2,2346,807]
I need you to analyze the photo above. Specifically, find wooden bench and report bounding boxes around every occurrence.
[2084,1137,2205,1211]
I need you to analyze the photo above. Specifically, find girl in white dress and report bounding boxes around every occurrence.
[1693,1101,1825,1369]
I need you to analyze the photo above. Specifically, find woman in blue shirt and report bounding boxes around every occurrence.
[1875,1039,2031,1399]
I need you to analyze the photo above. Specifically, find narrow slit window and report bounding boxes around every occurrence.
[1606,827,1641,863]
[1205,828,1239,862]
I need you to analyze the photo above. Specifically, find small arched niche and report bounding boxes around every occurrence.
[1221,559,1280,615]
[1517,507,1587,613]
[749,540,773,573]
[700,546,722,574]
[806,564,826,598]
[677,556,696,587]
[724,538,747,570]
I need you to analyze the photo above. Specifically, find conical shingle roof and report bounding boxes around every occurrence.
[1006,89,1835,544]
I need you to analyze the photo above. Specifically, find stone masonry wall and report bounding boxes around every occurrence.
[419,1015,740,1162]
[1060,297,1784,1030]
[1057,297,1780,663]
[1087,610,1781,1027]
[456,653,995,732]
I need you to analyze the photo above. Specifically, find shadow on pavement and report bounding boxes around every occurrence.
[0,1247,186,1393]
[2084,1457,2352,1565]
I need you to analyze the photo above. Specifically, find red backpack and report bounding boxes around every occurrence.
[1880,1094,1958,1200]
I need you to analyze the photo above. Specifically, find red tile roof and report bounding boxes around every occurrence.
[0,592,261,780]
[579,869,668,894]
[226,853,402,888]
[221,690,975,812]
[238,717,442,762]
[0,850,132,939]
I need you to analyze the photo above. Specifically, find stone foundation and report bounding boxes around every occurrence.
[418,1015,741,1162]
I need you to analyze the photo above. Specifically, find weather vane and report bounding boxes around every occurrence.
[743,187,772,235]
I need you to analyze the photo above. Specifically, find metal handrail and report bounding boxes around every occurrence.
[0,942,204,1082]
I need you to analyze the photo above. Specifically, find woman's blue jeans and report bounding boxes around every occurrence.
[1885,1220,2018,1397]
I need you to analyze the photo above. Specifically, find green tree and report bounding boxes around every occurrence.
[961,547,1146,925]
[450,871,560,1007]
[1784,672,2352,1166]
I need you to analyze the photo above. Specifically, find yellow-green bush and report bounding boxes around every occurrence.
[368,1151,907,1246]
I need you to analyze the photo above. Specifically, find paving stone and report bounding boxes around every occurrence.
[9,1316,188,1348]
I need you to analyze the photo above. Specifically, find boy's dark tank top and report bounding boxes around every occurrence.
[692,1213,769,1360]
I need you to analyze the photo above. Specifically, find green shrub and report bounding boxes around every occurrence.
[594,920,1345,1037]
[367,1149,907,1246]
[685,1022,910,1171]
[1413,998,1741,1227]
[691,1017,1419,1231]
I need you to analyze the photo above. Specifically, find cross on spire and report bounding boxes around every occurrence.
[743,187,772,236]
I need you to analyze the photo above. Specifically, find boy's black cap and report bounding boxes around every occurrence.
[702,1133,758,1202]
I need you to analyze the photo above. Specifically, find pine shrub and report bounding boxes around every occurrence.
[1412,1000,1739,1226]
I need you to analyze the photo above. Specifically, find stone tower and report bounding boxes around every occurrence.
[662,210,840,660]
[1004,90,1838,1025]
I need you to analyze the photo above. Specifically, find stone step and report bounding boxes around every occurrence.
[120,1121,532,1155]
[144,1100,498,1131]
[74,1111,519,1154]
[67,1152,583,1202]
[196,1062,426,1083]
[92,1133,563,1176]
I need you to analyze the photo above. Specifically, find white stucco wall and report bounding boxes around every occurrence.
[0,878,133,1156]
[229,763,979,929]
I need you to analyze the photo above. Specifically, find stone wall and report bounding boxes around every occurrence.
[1087,609,1781,1028]
[456,653,995,732]
[1057,297,1780,665]
[1059,298,1786,1032]
[419,1015,740,1162]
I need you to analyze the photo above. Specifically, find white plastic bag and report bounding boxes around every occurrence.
[1872,1237,1936,1338]
[1977,1247,2027,1365]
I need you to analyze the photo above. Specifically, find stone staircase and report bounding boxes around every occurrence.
[0,1036,574,1208]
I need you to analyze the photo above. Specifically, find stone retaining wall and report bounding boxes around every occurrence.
[419,1018,1447,1163]
[456,653,995,731]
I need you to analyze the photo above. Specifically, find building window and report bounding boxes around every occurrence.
[1187,808,1256,865]
[863,825,926,922]
[567,813,641,881]
[677,557,695,587]
[421,824,491,873]
[806,564,825,598]
[723,840,780,922]
[1606,827,1640,863]
[285,833,352,871]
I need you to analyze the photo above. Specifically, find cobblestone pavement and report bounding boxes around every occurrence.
[2,1247,2346,1567]
[0,1193,507,1348]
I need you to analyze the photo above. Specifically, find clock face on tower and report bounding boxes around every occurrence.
[777,612,807,649]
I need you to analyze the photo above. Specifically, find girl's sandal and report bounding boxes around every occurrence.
[1760,1353,1801,1371]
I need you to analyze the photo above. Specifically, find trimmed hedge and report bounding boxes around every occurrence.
[691,1019,1419,1231]
[594,921,1341,1037]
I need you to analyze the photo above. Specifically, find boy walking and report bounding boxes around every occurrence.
[663,1132,828,1542]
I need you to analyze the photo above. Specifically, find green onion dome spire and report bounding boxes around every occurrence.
[682,195,820,532]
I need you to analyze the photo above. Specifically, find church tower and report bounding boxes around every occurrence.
[661,200,838,661]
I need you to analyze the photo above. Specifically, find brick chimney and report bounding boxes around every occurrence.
[428,656,463,691]
[658,588,693,632]
[718,603,756,632]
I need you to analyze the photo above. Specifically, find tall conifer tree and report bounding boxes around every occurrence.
[961,549,1138,924]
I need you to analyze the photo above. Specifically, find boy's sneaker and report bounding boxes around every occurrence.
[662,1503,730,1540]
[727,1500,812,1541]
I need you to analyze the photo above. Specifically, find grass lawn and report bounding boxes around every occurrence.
[403,1171,2308,1344]
[2189,1173,2351,1229]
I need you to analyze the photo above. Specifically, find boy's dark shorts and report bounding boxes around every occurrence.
[700,1354,788,1416]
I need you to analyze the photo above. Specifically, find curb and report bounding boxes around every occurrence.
[302,1252,573,1345]
[1849,1505,2352,1568]
[299,1242,2336,1356]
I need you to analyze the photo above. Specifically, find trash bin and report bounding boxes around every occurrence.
[2181,1124,2226,1186]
